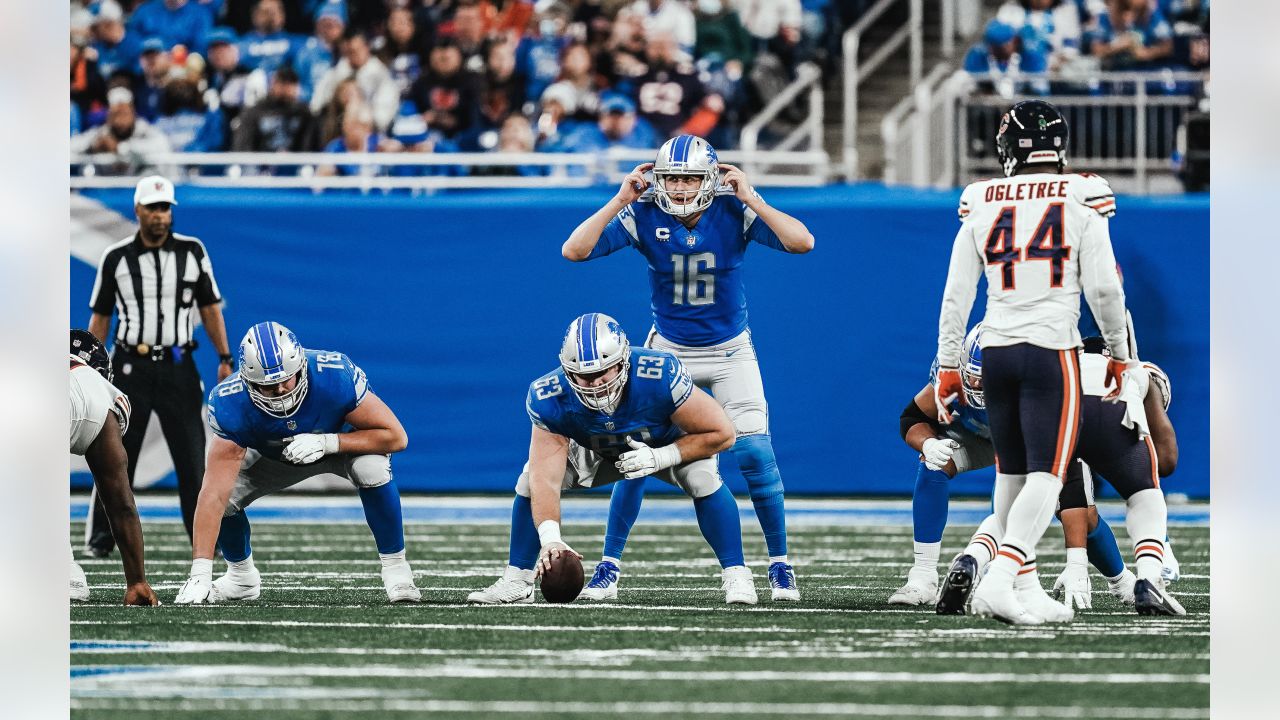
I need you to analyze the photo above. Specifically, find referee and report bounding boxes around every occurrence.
[85,175,234,556]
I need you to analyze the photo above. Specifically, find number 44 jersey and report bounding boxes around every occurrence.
[591,191,788,347]
[207,349,369,461]
[938,172,1129,366]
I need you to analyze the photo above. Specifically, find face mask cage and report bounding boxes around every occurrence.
[248,366,309,418]
[653,170,717,216]
[565,355,630,415]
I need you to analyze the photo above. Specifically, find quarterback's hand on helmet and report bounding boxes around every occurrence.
[1102,358,1131,401]
[921,437,960,472]
[934,367,963,424]
[616,163,653,204]
[282,433,339,465]
[124,581,160,607]
[1052,563,1093,610]
[535,541,582,579]
[717,163,753,203]
[615,437,682,479]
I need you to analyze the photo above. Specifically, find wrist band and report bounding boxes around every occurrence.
[537,520,562,546]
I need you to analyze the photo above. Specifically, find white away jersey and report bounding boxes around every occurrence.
[938,172,1129,366]
[70,356,131,455]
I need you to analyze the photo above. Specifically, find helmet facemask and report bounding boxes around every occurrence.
[654,169,717,217]
[653,134,720,217]
[565,357,630,415]
[247,365,309,418]
[961,324,985,409]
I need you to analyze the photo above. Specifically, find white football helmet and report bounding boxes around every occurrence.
[239,321,309,417]
[961,324,985,409]
[559,313,630,414]
[653,134,720,217]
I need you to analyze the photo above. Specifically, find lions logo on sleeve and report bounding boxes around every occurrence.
[668,354,694,407]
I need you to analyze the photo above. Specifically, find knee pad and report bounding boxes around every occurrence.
[675,462,723,499]
[733,435,784,496]
[726,405,768,437]
[347,454,392,489]
[514,470,531,498]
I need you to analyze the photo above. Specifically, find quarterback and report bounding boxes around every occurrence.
[468,314,758,605]
[174,322,421,604]
[562,134,814,602]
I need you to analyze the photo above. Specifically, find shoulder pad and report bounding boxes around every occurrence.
[1073,173,1116,217]
[957,181,985,221]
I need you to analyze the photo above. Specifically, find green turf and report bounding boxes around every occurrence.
[70,513,1209,719]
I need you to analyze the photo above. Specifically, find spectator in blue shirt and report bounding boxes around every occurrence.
[1087,0,1174,70]
[153,78,226,151]
[386,104,463,178]
[963,19,1050,97]
[293,1,346,103]
[133,38,173,122]
[318,102,388,177]
[91,1,143,81]
[238,0,300,74]
[516,16,569,106]
[128,0,214,54]
[551,93,658,154]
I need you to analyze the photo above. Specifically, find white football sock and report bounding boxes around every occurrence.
[991,472,1062,588]
[992,472,1027,527]
[1125,488,1168,582]
[963,514,1004,570]
[379,550,407,568]
[911,542,940,572]
[602,555,621,567]
[228,554,257,574]
[1013,554,1042,591]
[769,555,790,565]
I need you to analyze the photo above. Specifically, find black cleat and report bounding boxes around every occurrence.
[1134,579,1187,616]
[84,543,112,559]
[936,554,978,615]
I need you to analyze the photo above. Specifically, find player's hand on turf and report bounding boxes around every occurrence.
[934,368,963,424]
[1052,563,1093,609]
[535,541,582,578]
[717,163,753,203]
[616,163,653,204]
[921,437,960,472]
[124,581,161,606]
[174,574,214,605]
[283,433,339,465]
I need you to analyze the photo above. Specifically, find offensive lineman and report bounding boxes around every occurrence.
[69,329,159,605]
[561,135,814,602]
[174,322,421,604]
[934,100,1156,625]
[467,314,758,605]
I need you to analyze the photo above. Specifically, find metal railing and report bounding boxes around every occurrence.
[69,148,833,191]
[881,70,1208,191]
[842,0,923,180]
[738,62,827,179]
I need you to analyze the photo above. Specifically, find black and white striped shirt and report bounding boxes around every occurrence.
[89,232,223,348]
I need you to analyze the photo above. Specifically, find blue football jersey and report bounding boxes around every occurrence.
[593,191,788,346]
[207,349,369,460]
[526,348,696,460]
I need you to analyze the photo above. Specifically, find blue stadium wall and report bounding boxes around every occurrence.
[70,185,1209,498]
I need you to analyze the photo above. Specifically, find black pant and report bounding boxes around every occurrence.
[87,351,206,551]
[982,343,1082,479]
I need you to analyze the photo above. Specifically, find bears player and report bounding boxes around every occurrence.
[561,135,814,602]
[467,314,757,605]
[889,324,1134,614]
[174,322,421,604]
[69,329,159,606]
[934,99,1137,625]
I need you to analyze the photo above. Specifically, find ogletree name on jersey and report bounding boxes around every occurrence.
[984,180,1070,203]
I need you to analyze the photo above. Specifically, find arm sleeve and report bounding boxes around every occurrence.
[89,249,119,315]
[937,222,983,367]
[589,205,640,260]
[743,193,788,252]
[1077,211,1130,361]
[192,240,224,306]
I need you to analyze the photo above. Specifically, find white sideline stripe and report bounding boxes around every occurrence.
[67,696,1210,719]
[70,663,1208,685]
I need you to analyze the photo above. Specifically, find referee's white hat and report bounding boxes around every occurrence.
[134,175,178,206]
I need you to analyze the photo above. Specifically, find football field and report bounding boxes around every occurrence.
[70,496,1209,719]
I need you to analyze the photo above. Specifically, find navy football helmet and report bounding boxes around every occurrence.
[70,329,112,382]
[995,100,1069,176]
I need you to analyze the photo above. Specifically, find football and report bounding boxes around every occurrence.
[539,552,585,604]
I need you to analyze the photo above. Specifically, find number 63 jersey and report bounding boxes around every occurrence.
[591,191,788,347]
[207,349,369,461]
[938,172,1129,366]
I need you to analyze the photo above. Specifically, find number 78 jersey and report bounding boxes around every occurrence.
[938,172,1127,365]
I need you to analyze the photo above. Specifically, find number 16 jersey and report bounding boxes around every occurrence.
[591,191,788,347]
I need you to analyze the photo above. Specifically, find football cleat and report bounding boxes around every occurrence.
[722,565,758,605]
[1016,576,1074,623]
[212,564,262,602]
[1161,540,1180,584]
[579,560,620,601]
[768,562,801,602]
[888,566,937,606]
[71,559,90,602]
[1108,569,1137,605]
[1134,578,1187,616]
[467,566,535,605]
[935,554,978,615]
[381,559,422,603]
[970,579,1044,625]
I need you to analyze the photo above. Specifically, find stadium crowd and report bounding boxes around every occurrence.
[70,0,873,174]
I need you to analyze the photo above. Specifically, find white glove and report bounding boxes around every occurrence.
[1051,561,1093,610]
[283,433,339,465]
[921,437,960,472]
[174,558,216,605]
[615,437,682,479]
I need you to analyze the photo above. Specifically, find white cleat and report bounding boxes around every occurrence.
[382,559,422,603]
[1108,569,1138,605]
[722,565,759,605]
[212,565,262,602]
[71,559,90,602]
[1016,578,1074,623]
[971,580,1044,625]
[579,561,620,601]
[467,566,535,605]
[1161,540,1181,584]
[888,566,938,606]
